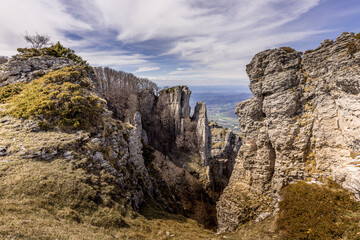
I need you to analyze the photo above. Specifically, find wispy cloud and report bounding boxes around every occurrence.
[135,67,160,73]
[0,0,359,85]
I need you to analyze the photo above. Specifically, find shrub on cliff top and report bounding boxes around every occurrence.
[17,42,88,67]
[5,66,105,130]
[276,181,360,240]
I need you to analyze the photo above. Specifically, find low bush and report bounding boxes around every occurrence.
[0,82,24,103]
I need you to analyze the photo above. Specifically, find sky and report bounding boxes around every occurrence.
[0,0,360,86]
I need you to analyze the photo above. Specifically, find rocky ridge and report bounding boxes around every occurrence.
[217,32,360,232]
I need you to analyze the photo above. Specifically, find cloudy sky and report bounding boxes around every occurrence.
[0,0,359,86]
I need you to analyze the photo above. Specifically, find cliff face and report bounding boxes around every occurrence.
[210,122,241,193]
[217,32,360,232]
[138,86,217,227]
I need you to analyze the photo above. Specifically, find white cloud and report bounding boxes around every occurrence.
[134,66,160,73]
[79,50,150,67]
[0,0,328,85]
[0,0,91,56]
[86,0,323,82]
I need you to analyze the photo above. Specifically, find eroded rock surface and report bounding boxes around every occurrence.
[0,55,75,87]
[217,32,360,232]
[210,122,241,194]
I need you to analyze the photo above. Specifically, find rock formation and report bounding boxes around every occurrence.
[209,122,241,194]
[217,32,360,232]
[0,55,75,87]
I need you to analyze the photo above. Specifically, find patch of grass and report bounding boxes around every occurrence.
[4,66,105,130]
[276,181,360,240]
[0,157,215,239]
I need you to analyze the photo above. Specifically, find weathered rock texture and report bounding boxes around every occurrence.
[210,122,241,194]
[139,87,212,183]
[138,86,217,226]
[0,55,75,87]
[217,32,360,232]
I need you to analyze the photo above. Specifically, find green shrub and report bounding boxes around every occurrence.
[276,181,360,240]
[0,82,24,103]
[17,42,88,67]
[280,47,296,53]
[355,33,360,39]
[6,66,105,130]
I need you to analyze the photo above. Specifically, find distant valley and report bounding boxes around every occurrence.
[189,85,253,132]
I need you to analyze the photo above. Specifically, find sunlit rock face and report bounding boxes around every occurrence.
[217,32,360,232]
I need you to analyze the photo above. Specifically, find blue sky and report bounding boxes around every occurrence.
[0,0,359,86]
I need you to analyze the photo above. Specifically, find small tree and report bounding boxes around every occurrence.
[24,32,51,49]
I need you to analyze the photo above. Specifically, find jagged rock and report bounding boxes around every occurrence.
[0,55,75,87]
[193,101,211,166]
[217,32,360,232]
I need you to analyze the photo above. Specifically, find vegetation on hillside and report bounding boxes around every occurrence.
[3,66,105,130]
[276,181,360,240]
[17,42,89,67]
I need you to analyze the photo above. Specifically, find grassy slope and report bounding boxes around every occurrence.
[0,116,216,240]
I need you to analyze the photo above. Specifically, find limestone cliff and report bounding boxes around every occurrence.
[210,122,241,194]
[138,86,217,227]
[217,32,360,232]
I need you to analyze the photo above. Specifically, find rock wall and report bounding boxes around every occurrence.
[139,86,212,170]
[210,122,241,194]
[217,32,360,232]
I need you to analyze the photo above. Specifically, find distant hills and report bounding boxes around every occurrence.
[188,85,252,131]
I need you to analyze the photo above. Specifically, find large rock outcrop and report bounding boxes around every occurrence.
[217,32,360,232]
[0,55,75,87]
